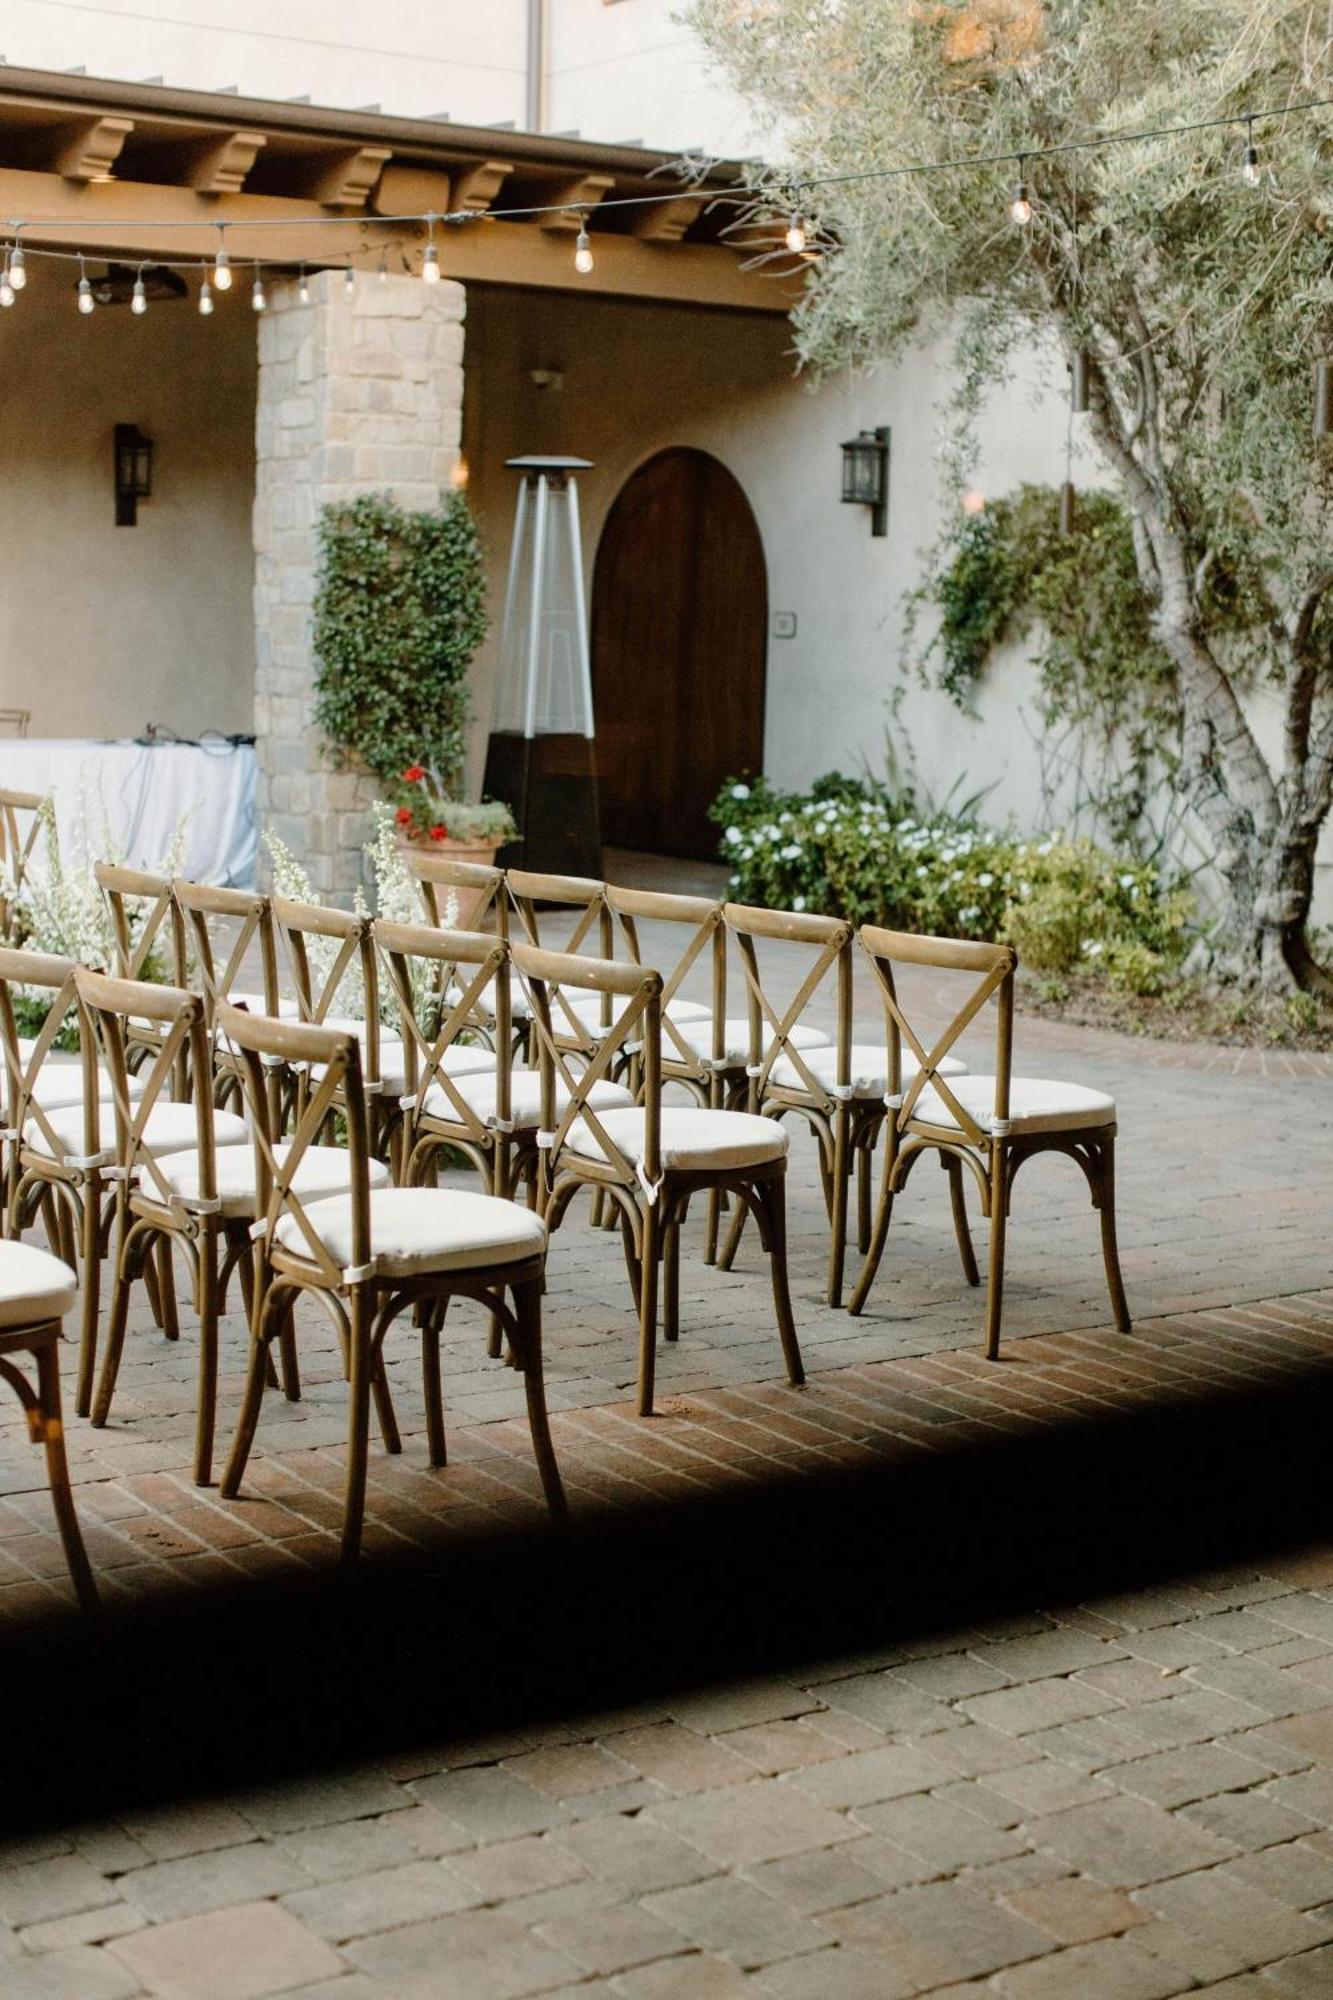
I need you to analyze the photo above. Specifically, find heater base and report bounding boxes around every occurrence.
[483,732,603,879]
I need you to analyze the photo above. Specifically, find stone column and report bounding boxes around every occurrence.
[252,267,465,897]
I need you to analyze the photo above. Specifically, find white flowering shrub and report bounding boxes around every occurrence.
[712,776,1193,995]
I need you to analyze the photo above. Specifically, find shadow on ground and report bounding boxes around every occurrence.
[12,1362,1333,1833]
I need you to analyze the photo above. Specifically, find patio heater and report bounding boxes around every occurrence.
[482,455,602,877]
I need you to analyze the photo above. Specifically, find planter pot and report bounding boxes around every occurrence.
[396,834,502,929]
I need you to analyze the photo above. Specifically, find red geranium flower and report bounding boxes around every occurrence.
[394,806,413,826]
[402,764,426,783]
[429,823,448,842]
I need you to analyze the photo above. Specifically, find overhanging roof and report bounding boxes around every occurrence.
[0,65,801,312]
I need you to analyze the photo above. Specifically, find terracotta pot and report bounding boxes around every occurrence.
[396,834,502,929]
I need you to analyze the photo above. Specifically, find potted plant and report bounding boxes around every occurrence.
[312,490,516,898]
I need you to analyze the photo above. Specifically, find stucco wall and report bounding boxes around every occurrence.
[0,276,257,741]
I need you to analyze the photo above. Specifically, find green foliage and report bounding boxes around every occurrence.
[712,774,1193,995]
[312,492,489,799]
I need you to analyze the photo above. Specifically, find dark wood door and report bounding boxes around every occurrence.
[592,448,767,858]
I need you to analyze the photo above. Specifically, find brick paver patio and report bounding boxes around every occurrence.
[3,894,1332,1995]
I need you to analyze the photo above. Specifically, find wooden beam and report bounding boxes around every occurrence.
[41,116,133,182]
[431,216,798,311]
[540,172,615,232]
[451,159,514,212]
[289,144,392,209]
[179,129,267,195]
[632,194,708,243]
[372,161,451,218]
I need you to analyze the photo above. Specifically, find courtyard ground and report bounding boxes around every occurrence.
[2,875,1332,1997]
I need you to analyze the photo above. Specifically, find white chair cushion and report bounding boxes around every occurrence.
[442,1070,634,1130]
[449,977,532,1023]
[157,1143,391,1220]
[909,1074,1116,1136]
[769,1043,967,1100]
[565,1106,789,1174]
[670,1019,831,1068]
[227,990,303,1019]
[274,1185,546,1278]
[24,1100,249,1163]
[29,1064,149,1114]
[560,993,713,1036]
[0,1241,79,1329]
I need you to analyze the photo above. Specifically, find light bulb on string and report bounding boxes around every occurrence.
[0,258,15,310]
[1242,117,1261,187]
[378,250,388,285]
[8,239,26,291]
[574,221,594,275]
[1010,162,1032,225]
[297,264,310,305]
[77,256,94,315]
[785,211,807,254]
[131,267,148,315]
[344,263,356,297]
[251,264,266,312]
[199,274,214,316]
[422,215,440,284]
[213,228,232,290]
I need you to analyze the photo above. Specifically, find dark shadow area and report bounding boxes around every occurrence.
[9,1359,1333,1834]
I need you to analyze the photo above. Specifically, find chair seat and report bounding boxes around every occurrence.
[769,1043,967,1100]
[566,1106,789,1175]
[24,1100,249,1164]
[227,990,303,1020]
[31,1064,149,1114]
[670,1019,831,1069]
[397,1046,496,1106]
[449,977,533,1023]
[0,1241,78,1329]
[158,1143,392,1220]
[428,1068,635,1131]
[909,1074,1116,1137]
[274,1186,547,1279]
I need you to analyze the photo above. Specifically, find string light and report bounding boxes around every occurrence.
[343,263,356,296]
[422,213,440,284]
[574,219,594,274]
[251,263,266,312]
[0,256,15,309]
[378,250,388,284]
[198,274,213,316]
[8,237,26,291]
[1011,160,1033,225]
[297,263,310,305]
[130,266,147,315]
[213,227,232,291]
[77,254,94,315]
[785,211,807,253]
[1242,117,1261,187]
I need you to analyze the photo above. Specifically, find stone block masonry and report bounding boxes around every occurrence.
[252,267,466,899]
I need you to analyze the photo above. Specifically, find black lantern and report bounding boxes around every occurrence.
[840,426,889,537]
[114,423,153,527]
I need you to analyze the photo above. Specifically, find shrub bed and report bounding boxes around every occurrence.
[711,774,1194,996]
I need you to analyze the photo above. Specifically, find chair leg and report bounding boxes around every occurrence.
[849,1144,895,1317]
[826,1108,850,1309]
[636,1203,661,1418]
[760,1176,804,1387]
[422,1303,447,1468]
[193,1229,220,1487]
[704,1189,721,1267]
[513,1278,568,1525]
[220,1306,272,1500]
[984,1143,1009,1362]
[717,1192,747,1272]
[34,1337,99,1614]
[1095,1135,1132,1332]
[662,1216,680,1344]
[74,1181,103,1420]
[370,1349,402,1457]
[341,1288,373,1562]
[857,1141,873,1255]
[155,1236,180,1343]
[91,1246,135,1430]
[943,1153,980,1286]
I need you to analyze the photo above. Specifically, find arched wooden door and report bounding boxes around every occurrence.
[592,448,767,859]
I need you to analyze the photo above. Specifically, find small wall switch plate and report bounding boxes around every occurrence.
[772,612,798,639]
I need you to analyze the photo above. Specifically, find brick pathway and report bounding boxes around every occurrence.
[3,907,1333,1993]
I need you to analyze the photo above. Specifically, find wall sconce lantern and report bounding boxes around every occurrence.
[114,423,153,526]
[840,426,890,537]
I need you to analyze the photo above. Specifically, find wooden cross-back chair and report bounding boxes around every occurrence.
[0,788,43,937]
[173,878,283,1113]
[605,888,727,1104]
[516,940,804,1418]
[408,852,506,934]
[722,902,974,1308]
[373,919,511,1192]
[217,1002,566,1561]
[848,926,1131,1358]
[75,968,251,1485]
[96,863,188,1084]
[505,870,618,1061]
[271,896,389,1130]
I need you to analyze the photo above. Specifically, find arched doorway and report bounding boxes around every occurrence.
[592,448,767,859]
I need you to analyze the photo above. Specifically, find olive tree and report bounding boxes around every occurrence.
[690,0,1333,990]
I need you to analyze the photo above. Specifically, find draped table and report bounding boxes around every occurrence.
[0,738,257,888]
